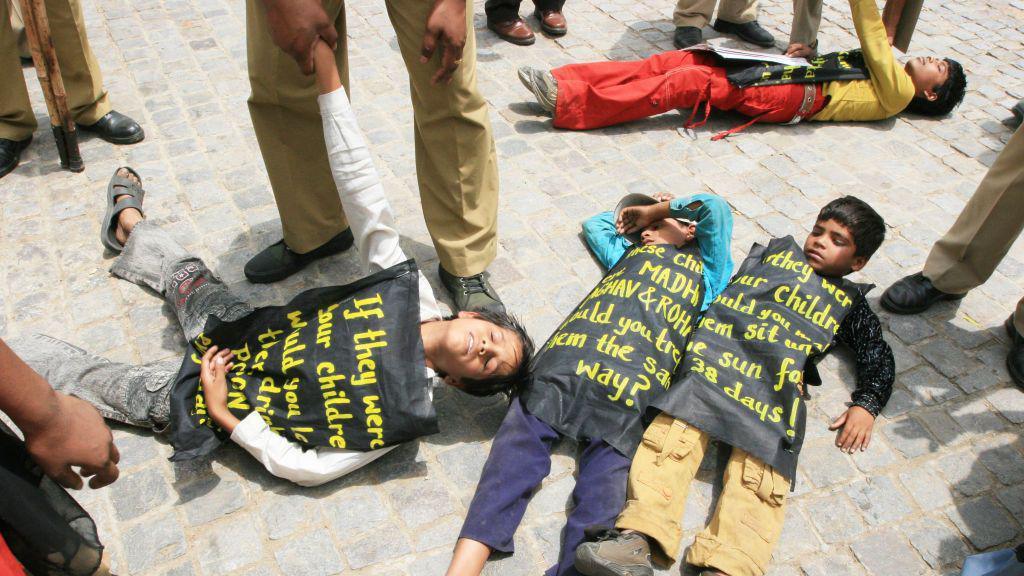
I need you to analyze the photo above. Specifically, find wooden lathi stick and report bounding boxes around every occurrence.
[17,0,83,172]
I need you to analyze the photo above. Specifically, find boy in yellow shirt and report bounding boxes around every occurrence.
[517,0,965,136]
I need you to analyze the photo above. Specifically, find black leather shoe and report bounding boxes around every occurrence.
[0,136,31,179]
[880,272,967,314]
[1006,98,1024,128]
[244,228,354,284]
[78,111,145,145]
[712,19,775,47]
[1006,316,1024,388]
[673,26,702,49]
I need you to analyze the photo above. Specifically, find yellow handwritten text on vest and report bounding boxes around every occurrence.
[352,329,388,386]
[724,382,784,423]
[772,285,839,332]
[343,293,385,320]
[316,303,340,348]
[363,395,385,448]
[775,356,802,392]
[761,250,814,284]
[317,361,351,448]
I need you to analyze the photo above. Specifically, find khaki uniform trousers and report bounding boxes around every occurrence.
[616,414,789,576]
[674,0,758,29]
[924,126,1024,334]
[247,0,499,276]
[0,0,109,141]
[7,0,29,58]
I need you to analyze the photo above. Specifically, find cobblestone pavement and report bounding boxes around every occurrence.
[2,0,1024,573]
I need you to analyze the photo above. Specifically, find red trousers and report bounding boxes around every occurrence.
[552,51,824,135]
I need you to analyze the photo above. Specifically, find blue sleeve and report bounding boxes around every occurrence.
[669,193,734,311]
[583,211,630,271]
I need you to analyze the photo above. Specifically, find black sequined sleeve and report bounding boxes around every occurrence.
[834,297,895,416]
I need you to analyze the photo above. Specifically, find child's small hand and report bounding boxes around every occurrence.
[651,192,674,202]
[312,38,343,94]
[828,405,874,453]
[200,346,240,433]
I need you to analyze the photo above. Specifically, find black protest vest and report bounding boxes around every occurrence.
[725,50,870,88]
[521,242,704,458]
[654,237,865,481]
[168,260,439,461]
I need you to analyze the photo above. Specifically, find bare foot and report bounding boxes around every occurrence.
[113,167,144,246]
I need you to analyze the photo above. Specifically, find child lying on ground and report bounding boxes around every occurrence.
[574,196,895,576]
[445,193,732,576]
[8,42,534,488]
[517,0,965,138]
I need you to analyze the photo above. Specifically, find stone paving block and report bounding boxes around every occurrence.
[197,513,265,574]
[880,417,937,459]
[800,552,868,576]
[916,337,975,379]
[273,529,344,576]
[995,483,1024,520]
[905,520,971,570]
[947,396,1008,435]
[122,511,187,573]
[803,493,867,545]
[260,492,321,541]
[345,520,413,570]
[110,467,173,521]
[386,477,457,530]
[938,450,996,497]
[179,476,248,526]
[798,442,857,488]
[323,486,390,542]
[845,476,915,526]
[772,507,821,562]
[986,386,1024,423]
[946,496,1019,549]
[850,530,930,576]
[976,439,1024,485]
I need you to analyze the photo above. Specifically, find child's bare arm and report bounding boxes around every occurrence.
[445,538,490,576]
[201,346,240,434]
[312,39,342,95]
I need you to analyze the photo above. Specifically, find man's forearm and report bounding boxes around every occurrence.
[0,340,61,435]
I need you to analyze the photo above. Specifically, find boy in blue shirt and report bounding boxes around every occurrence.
[446,193,734,576]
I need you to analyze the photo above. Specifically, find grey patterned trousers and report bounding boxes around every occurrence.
[9,222,253,429]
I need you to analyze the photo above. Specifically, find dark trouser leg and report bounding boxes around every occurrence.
[7,334,180,428]
[534,0,565,13]
[459,399,559,554]
[109,221,254,342]
[547,439,630,576]
[485,0,523,22]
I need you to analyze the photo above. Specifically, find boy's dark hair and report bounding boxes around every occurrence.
[438,309,535,397]
[905,58,967,117]
[817,196,886,258]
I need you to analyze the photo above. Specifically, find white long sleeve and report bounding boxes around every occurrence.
[230,413,394,487]
[318,88,442,323]
[226,88,443,487]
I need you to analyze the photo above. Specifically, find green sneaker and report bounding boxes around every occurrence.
[574,530,654,576]
[244,228,354,284]
[438,265,505,313]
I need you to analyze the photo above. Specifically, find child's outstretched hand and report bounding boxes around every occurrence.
[200,346,240,433]
[828,405,874,453]
[651,192,675,202]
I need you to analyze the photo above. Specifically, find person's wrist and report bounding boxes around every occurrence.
[18,388,63,439]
